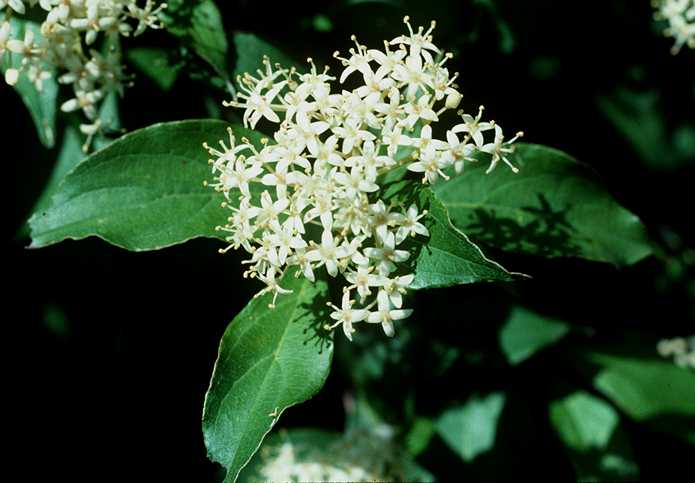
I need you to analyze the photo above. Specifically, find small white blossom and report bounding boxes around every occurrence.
[306,229,349,277]
[392,204,429,244]
[655,0,695,54]
[328,290,369,341]
[657,335,695,369]
[367,290,413,337]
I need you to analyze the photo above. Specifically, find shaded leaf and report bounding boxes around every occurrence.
[406,417,435,456]
[434,143,653,265]
[202,271,333,483]
[436,392,506,462]
[233,32,300,78]
[499,307,569,365]
[29,120,263,251]
[190,0,229,78]
[585,352,695,444]
[160,0,229,79]
[598,87,695,171]
[27,127,83,227]
[549,391,639,481]
[23,92,122,239]
[126,47,180,90]
[411,192,513,290]
[1,18,58,147]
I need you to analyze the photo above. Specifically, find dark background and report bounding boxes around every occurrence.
[7,0,695,481]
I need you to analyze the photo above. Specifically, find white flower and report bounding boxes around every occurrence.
[390,16,440,59]
[451,105,495,148]
[345,265,386,302]
[442,129,476,174]
[287,247,316,282]
[255,267,293,308]
[2,0,166,143]
[402,94,439,128]
[407,143,449,184]
[364,231,410,275]
[4,67,19,85]
[0,0,27,15]
[368,200,399,242]
[406,124,447,152]
[656,0,695,54]
[382,274,415,308]
[657,335,695,369]
[328,291,369,341]
[480,125,523,174]
[60,88,104,120]
[242,83,285,128]
[335,35,373,83]
[257,190,290,227]
[332,117,376,155]
[392,205,429,243]
[335,166,379,197]
[205,18,520,340]
[370,41,407,80]
[0,21,10,56]
[268,223,307,266]
[393,52,432,100]
[306,229,349,277]
[346,140,392,181]
[367,290,413,337]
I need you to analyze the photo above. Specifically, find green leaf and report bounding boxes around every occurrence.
[433,143,653,265]
[202,271,333,483]
[28,120,263,251]
[91,90,122,151]
[598,87,695,171]
[411,192,514,289]
[126,47,180,91]
[190,0,229,78]
[160,0,229,79]
[22,92,122,238]
[586,352,695,443]
[1,18,58,147]
[233,32,300,78]
[27,127,84,227]
[406,417,435,456]
[435,392,506,462]
[549,391,639,481]
[499,307,570,365]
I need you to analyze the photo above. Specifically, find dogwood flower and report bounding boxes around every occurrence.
[1,0,167,148]
[205,17,521,339]
[367,290,413,337]
[654,0,695,53]
[657,335,695,369]
[328,290,369,341]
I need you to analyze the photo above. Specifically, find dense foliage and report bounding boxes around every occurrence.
[8,1,695,481]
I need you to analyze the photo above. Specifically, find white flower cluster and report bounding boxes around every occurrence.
[205,17,521,340]
[258,441,377,483]
[1,0,166,147]
[255,429,412,483]
[657,335,695,369]
[654,0,695,53]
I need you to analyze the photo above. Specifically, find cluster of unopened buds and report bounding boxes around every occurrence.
[205,16,522,340]
[0,0,166,148]
[654,0,695,53]
[657,336,695,369]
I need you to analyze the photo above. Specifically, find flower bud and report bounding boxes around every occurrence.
[445,90,462,110]
[4,68,19,86]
